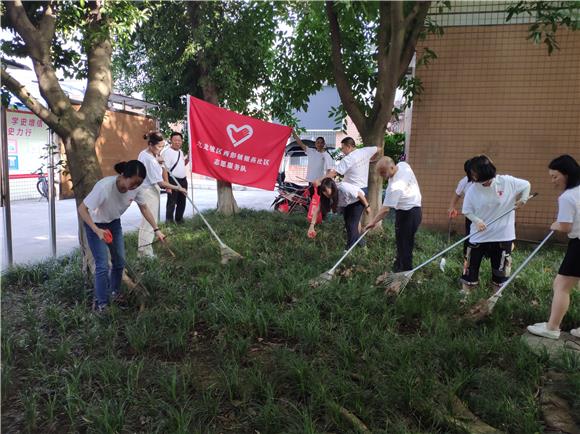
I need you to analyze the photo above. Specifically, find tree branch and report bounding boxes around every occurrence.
[79,1,112,127]
[388,1,405,73]
[403,2,422,29]
[1,68,62,130]
[5,0,42,60]
[6,0,73,116]
[398,2,431,80]
[325,1,366,133]
[38,1,57,44]
[371,1,391,122]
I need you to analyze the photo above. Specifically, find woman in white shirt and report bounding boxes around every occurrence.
[460,155,530,293]
[528,155,580,339]
[137,131,187,257]
[308,179,371,250]
[78,161,166,311]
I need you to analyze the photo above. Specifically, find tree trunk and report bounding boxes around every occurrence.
[60,128,103,280]
[199,73,239,216]
[361,131,385,227]
[216,180,240,216]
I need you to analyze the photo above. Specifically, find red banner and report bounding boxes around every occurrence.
[187,95,291,190]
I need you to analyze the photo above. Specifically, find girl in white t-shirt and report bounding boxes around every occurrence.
[528,155,580,340]
[137,131,187,257]
[460,155,531,293]
[78,160,166,311]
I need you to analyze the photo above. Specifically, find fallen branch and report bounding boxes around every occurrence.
[328,401,370,433]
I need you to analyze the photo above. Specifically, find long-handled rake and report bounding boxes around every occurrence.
[439,217,452,272]
[164,164,243,264]
[310,229,370,287]
[377,193,538,296]
[466,230,554,322]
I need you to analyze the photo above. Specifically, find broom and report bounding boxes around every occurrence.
[466,230,554,322]
[164,163,243,264]
[377,193,538,296]
[310,229,370,287]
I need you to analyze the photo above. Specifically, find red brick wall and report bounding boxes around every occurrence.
[410,24,580,239]
[60,110,156,197]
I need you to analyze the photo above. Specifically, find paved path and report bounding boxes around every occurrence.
[1,185,276,270]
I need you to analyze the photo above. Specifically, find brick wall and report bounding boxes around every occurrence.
[60,110,156,197]
[409,24,580,239]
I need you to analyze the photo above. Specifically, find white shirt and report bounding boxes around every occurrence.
[382,162,422,210]
[557,185,580,239]
[305,148,334,182]
[338,182,363,208]
[335,146,378,189]
[138,149,163,188]
[462,175,531,243]
[161,146,187,178]
[83,176,146,223]
[455,176,472,196]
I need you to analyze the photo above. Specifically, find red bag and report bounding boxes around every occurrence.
[307,189,322,224]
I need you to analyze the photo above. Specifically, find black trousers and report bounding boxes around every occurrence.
[166,177,187,222]
[463,217,472,255]
[343,201,366,250]
[393,207,422,272]
[461,240,513,286]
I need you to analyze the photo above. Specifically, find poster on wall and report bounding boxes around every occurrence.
[6,109,49,177]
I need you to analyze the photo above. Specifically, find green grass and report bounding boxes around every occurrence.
[2,210,579,433]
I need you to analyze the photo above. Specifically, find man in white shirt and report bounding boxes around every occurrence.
[162,132,189,223]
[326,137,379,193]
[292,131,334,183]
[365,156,422,272]
[319,136,379,249]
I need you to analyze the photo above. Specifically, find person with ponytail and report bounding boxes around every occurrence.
[308,178,372,253]
[78,160,166,312]
[528,154,580,339]
[137,131,187,257]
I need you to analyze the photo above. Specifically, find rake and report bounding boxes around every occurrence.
[310,229,370,287]
[377,193,538,296]
[466,230,554,322]
[164,164,243,264]
[439,217,453,272]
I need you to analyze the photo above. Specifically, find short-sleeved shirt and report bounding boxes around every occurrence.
[305,148,334,182]
[161,146,188,178]
[455,176,472,196]
[83,176,146,223]
[382,162,422,210]
[337,182,363,208]
[557,185,580,239]
[462,174,530,243]
[335,146,378,189]
[138,149,163,188]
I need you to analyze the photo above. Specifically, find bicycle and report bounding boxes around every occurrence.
[33,166,49,200]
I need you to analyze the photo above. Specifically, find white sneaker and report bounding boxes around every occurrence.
[570,328,580,338]
[527,322,560,340]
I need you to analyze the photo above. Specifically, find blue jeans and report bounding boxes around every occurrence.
[84,219,125,307]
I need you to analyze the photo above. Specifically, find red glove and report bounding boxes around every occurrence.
[103,229,113,244]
